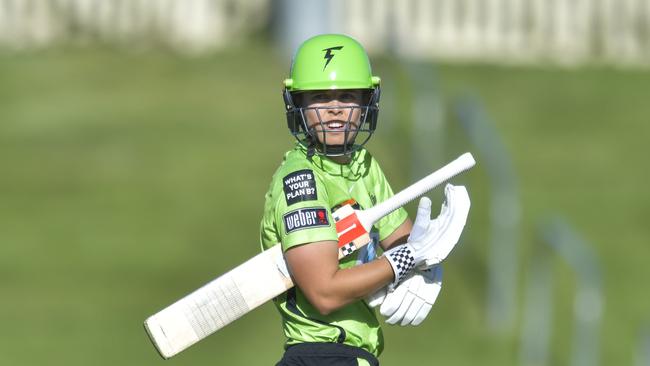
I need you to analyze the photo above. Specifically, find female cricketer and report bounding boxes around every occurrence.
[259,34,470,366]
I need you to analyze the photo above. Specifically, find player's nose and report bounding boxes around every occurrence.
[325,101,345,114]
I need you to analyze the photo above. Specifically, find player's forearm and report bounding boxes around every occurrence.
[315,257,395,314]
[379,218,413,251]
[287,242,395,315]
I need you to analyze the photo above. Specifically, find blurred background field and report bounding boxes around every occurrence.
[2,1,650,365]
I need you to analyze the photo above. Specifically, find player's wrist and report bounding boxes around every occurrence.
[383,244,416,290]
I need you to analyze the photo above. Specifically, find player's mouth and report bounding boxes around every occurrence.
[323,120,357,131]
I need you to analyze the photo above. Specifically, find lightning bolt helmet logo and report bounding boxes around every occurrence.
[322,46,343,71]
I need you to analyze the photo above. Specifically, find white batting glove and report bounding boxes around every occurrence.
[379,265,443,326]
[383,184,470,287]
[421,184,470,267]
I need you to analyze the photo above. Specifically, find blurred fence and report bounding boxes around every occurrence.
[0,0,269,52]
[344,0,650,66]
[2,0,650,66]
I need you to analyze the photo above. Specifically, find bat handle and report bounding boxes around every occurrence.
[360,152,476,230]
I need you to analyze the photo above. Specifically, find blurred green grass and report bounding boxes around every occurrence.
[1,45,649,365]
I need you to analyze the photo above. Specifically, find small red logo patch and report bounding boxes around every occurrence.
[317,211,327,224]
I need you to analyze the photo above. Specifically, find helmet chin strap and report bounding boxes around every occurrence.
[306,139,317,159]
[305,125,357,157]
[321,143,353,156]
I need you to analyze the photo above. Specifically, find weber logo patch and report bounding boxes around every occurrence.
[283,169,317,205]
[283,207,330,234]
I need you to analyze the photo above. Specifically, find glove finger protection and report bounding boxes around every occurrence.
[377,265,444,326]
[387,265,443,326]
[384,290,416,324]
[422,185,470,267]
[425,186,456,249]
[377,275,411,315]
[410,303,432,326]
[401,296,425,326]
[408,196,433,241]
[394,273,426,325]
[410,266,443,325]
[368,262,420,313]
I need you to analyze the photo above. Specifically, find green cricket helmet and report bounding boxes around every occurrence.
[283,34,381,157]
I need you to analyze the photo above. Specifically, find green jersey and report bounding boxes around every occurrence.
[259,144,408,356]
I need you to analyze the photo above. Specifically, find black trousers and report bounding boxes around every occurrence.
[275,343,379,366]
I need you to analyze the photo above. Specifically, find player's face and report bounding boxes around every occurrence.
[300,89,365,146]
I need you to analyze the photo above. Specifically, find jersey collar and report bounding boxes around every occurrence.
[294,143,370,179]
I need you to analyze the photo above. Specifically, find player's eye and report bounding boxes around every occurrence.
[310,93,329,102]
[339,92,361,103]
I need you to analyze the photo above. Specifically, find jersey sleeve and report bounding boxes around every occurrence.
[369,160,409,242]
[274,168,338,252]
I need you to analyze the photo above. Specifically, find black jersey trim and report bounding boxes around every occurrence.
[283,342,379,366]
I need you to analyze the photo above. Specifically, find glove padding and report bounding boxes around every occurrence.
[380,266,443,326]
[383,184,470,287]
[403,184,470,267]
[420,184,470,267]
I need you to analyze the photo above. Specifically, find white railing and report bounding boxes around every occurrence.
[1,0,649,66]
[343,0,650,66]
[0,0,269,52]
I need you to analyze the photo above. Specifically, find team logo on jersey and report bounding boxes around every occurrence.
[283,207,330,234]
[283,169,317,205]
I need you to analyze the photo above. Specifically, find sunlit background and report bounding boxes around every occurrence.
[1,1,649,365]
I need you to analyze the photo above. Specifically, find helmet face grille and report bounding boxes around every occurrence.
[284,88,380,157]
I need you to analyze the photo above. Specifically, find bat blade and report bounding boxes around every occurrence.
[144,245,291,358]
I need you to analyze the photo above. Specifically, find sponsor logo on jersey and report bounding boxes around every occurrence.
[283,207,330,234]
[283,169,317,205]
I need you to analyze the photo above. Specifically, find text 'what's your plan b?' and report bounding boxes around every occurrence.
[283,169,318,205]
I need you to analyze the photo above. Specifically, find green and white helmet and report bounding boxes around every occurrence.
[283,34,381,157]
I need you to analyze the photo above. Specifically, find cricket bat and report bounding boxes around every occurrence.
[144,152,476,359]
